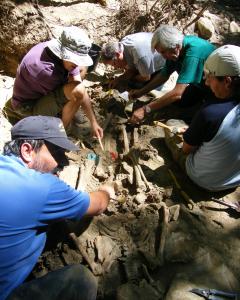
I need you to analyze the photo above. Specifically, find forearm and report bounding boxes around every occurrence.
[87,191,110,215]
[148,90,180,111]
[81,89,98,125]
[148,83,188,111]
[136,73,168,96]
[134,73,151,82]
[119,68,138,81]
[182,141,197,154]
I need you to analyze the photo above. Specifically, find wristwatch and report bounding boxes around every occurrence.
[144,105,152,114]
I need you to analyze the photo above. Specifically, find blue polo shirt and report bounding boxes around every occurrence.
[0,155,90,300]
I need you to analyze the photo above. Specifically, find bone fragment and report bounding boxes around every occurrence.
[77,159,95,191]
[158,204,169,265]
[69,232,102,275]
[120,124,130,154]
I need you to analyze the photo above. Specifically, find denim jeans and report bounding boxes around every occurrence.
[7,264,97,300]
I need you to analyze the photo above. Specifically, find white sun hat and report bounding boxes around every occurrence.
[47,26,93,67]
[204,45,240,77]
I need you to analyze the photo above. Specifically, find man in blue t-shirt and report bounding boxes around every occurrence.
[164,45,240,191]
[0,116,115,300]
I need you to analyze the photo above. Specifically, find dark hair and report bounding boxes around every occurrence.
[101,42,122,61]
[216,76,240,98]
[3,139,45,156]
[231,76,240,98]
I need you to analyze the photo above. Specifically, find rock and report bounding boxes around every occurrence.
[229,21,240,33]
[197,17,215,39]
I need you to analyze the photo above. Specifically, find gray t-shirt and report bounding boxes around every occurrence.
[186,104,240,191]
[121,32,165,77]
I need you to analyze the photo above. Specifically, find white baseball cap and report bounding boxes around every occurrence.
[204,45,240,77]
[48,26,93,67]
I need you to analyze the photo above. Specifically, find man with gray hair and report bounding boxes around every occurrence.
[101,32,165,90]
[130,25,216,123]
[4,26,103,139]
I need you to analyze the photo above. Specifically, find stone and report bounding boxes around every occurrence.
[197,17,215,39]
[229,21,240,33]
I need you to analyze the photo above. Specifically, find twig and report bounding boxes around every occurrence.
[168,169,195,209]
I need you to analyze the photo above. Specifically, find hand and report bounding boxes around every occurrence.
[91,121,104,139]
[129,107,145,124]
[128,89,143,99]
[99,183,116,199]
[177,126,188,134]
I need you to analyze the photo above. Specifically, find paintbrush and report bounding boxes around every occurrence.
[97,135,104,151]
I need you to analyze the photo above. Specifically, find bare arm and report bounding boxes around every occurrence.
[134,73,151,82]
[129,72,169,98]
[64,80,103,138]
[130,83,189,123]
[182,141,197,154]
[148,83,189,111]
[86,184,115,216]
[86,191,110,216]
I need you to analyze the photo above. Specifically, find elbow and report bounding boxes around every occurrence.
[95,200,108,215]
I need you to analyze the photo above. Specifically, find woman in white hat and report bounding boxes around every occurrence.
[165,45,240,191]
[4,26,103,139]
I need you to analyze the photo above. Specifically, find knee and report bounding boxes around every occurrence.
[67,264,97,291]
[64,82,87,105]
[71,84,86,104]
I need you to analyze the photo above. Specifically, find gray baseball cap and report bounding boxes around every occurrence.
[48,26,93,67]
[204,45,240,77]
[11,116,79,151]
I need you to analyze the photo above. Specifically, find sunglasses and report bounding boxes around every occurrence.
[45,141,69,169]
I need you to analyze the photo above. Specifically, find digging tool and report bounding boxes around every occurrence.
[168,169,195,209]
[211,197,240,213]
[154,121,179,134]
[97,135,104,151]
[190,288,240,299]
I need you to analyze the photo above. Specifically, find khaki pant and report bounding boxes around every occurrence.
[3,86,67,125]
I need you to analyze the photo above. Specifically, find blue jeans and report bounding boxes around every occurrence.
[7,265,97,300]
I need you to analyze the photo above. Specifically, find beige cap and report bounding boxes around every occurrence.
[204,45,240,77]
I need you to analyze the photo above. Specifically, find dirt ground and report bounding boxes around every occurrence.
[0,0,240,299]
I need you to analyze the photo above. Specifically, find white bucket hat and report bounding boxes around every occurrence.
[47,26,93,67]
[204,45,240,77]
